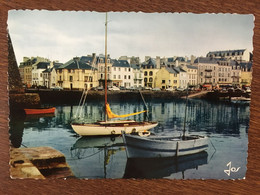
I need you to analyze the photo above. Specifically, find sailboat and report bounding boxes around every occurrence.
[71,13,158,136]
[122,85,208,158]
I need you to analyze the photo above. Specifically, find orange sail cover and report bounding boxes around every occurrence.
[106,103,147,119]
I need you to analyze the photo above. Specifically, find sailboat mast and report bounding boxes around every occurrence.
[104,12,108,121]
[182,83,189,140]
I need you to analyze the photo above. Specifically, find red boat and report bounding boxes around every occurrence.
[24,107,56,115]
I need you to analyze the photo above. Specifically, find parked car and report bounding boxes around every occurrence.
[166,88,174,91]
[176,87,185,91]
[97,87,104,91]
[109,86,120,91]
[50,86,63,91]
[120,86,126,90]
[144,87,152,90]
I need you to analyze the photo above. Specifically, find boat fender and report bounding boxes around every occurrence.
[111,130,116,135]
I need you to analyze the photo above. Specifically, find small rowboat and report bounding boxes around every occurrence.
[24,107,56,115]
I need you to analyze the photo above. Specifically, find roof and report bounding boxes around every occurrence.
[186,65,198,69]
[239,62,252,71]
[141,58,157,68]
[173,66,186,73]
[207,49,246,56]
[112,60,130,68]
[58,58,95,70]
[80,56,93,64]
[194,57,219,64]
[36,62,50,69]
[164,66,178,74]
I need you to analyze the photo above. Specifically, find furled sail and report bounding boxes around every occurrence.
[106,103,147,119]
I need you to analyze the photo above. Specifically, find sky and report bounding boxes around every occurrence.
[7,10,254,64]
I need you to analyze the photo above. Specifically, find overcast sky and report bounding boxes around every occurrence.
[7,10,254,64]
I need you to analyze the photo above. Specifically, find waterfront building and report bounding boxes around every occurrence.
[42,62,62,88]
[206,49,251,63]
[174,67,188,89]
[32,61,51,87]
[193,57,219,88]
[154,66,179,89]
[111,60,134,88]
[182,65,198,87]
[142,57,160,88]
[239,62,253,87]
[216,59,233,86]
[19,56,50,87]
[96,54,113,88]
[56,57,98,90]
[131,64,143,88]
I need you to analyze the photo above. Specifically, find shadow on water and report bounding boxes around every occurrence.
[123,151,208,179]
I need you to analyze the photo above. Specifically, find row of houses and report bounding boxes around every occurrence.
[18,49,253,90]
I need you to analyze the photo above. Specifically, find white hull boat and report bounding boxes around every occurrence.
[71,13,158,136]
[122,132,208,158]
[72,120,158,136]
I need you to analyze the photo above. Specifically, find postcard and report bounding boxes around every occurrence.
[8,11,253,180]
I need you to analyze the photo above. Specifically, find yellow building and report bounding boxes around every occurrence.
[154,66,179,89]
[142,58,160,88]
[56,57,98,90]
[239,62,252,87]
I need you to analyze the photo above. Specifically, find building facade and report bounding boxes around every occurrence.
[56,57,98,90]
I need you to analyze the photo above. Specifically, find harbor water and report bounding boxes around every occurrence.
[9,99,249,179]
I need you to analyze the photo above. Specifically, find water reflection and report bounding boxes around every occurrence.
[123,151,208,179]
[8,99,249,179]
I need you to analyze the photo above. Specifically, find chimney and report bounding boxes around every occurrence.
[156,56,160,69]
[145,56,150,62]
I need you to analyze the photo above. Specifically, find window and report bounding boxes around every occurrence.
[114,67,116,71]
[162,80,165,84]
[149,71,153,76]
[118,75,121,79]
[124,75,127,79]
[144,71,147,76]
[114,75,116,79]
[128,75,131,79]
[144,78,147,82]
[149,77,153,82]
[129,68,131,72]
[70,76,73,82]
[119,68,121,71]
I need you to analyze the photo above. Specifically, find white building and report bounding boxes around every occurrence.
[111,60,134,88]
[206,49,251,63]
[31,62,50,86]
[174,67,188,89]
[182,65,198,87]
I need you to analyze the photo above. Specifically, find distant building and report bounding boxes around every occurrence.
[154,66,179,89]
[111,60,134,88]
[32,61,51,86]
[96,54,113,88]
[19,56,50,87]
[131,64,143,88]
[142,58,160,88]
[182,65,198,87]
[206,49,251,63]
[42,62,62,88]
[174,67,188,89]
[56,57,98,90]
[239,62,253,87]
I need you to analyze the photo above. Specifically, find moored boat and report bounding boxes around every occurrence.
[122,132,208,158]
[71,120,157,136]
[24,107,56,115]
[70,13,158,136]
